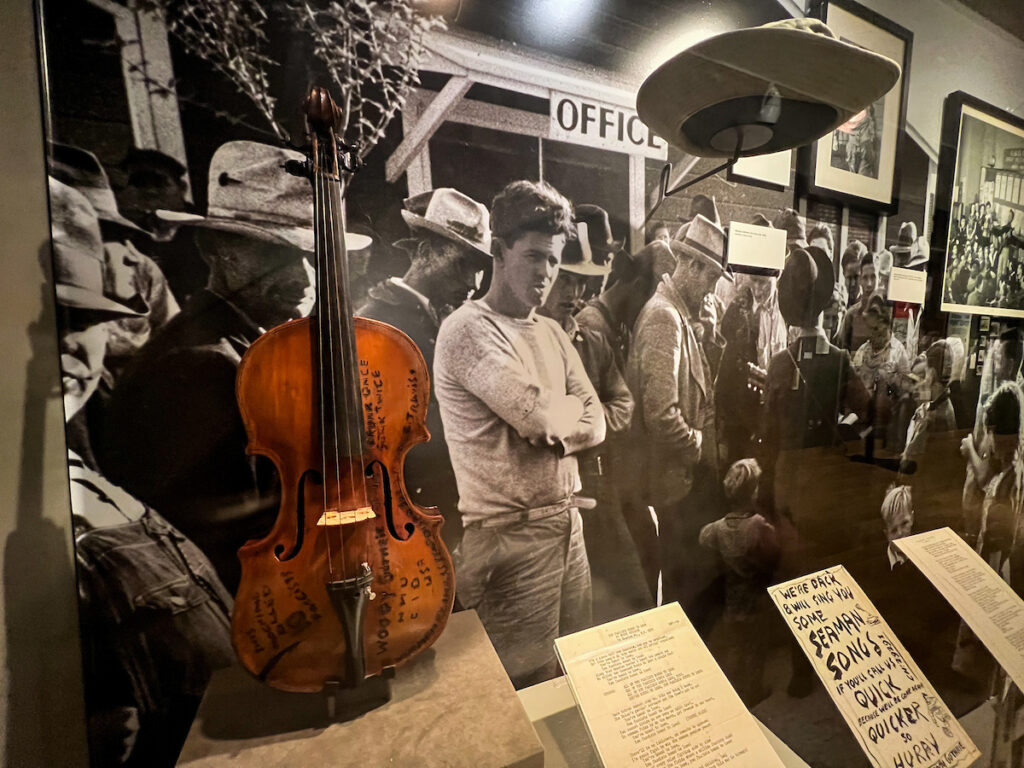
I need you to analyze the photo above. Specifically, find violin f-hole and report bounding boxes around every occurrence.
[366,460,414,541]
[275,468,320,561]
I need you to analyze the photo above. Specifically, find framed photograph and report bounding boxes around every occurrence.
[727,150,792,191]
[798,0,912,213]
[936,92,1024,319]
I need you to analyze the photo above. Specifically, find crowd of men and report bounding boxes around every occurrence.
[50,136,1024,763]
[944,200,1023,309]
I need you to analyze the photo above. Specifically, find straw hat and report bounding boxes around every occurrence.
[675,214,733,282]
[49,178,143,317]
[400,188,492,260]
[560,204,619,276]
[636,18,900,158]
[157,141,372,253]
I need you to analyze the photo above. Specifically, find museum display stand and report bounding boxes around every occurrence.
[177,610,544,767]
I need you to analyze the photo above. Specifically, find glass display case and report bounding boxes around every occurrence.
[16,0,1024,765]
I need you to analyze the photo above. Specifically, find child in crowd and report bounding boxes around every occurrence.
[699,459,779,706]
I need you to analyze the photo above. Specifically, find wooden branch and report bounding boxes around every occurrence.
[385,74,471,183]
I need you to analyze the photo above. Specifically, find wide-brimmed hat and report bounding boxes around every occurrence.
[773,207,808,250]
[49,178,143,317]
[561,204,619,276]
[637,18,900,158]
[892,221,928,268]
[778,245,834,327]
[49,143,148,237]
[400,187,491,260]
[675,213,733,282]
[891,221,917,253]
[157,141,372,253]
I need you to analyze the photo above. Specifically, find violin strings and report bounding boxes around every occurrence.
[322,142,349,581]
[313,143,336,580]
[333,160,374,567]
[325,138,359,575]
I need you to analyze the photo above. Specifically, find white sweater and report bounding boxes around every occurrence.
[434,300,605,522]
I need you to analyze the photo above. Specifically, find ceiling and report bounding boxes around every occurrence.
[451,0,790,80]
[955,0,1024,44]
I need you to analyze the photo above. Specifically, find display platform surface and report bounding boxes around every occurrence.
[178,610,543,768]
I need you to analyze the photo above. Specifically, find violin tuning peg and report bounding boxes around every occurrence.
[283,159,309,179]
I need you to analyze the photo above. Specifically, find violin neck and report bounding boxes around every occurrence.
[313,146,366,465]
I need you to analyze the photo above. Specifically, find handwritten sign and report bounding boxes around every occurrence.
[555,603,786,768]
[769,566,979,768]
[550,91,667,160]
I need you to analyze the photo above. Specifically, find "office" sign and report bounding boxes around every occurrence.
[549,91,667,160]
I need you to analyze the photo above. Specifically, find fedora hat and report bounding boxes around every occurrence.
[675,213,733,282]
[157,141,372,253]
[637,18,900,158]
[49,178,142,317]
[400,187,492,260]
[560,204,619,276]
[778,245,834,327]
[892,221,928,268]
[49,143,148,237]
[773,207,808,250]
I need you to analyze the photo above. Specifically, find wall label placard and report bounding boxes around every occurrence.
[769,566,979,768]
[727,220,787,272]
[549,90,668,160]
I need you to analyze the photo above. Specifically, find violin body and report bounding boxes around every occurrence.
[232,315,454,692]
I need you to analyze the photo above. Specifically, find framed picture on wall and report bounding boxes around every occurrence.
[727,150,792,191]
[936,92,1024,319]
[798,0,912,213]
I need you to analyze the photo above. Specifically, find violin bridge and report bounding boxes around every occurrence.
[317,506,376,527]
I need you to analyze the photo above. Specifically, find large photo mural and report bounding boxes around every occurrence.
[37,1,1024,766]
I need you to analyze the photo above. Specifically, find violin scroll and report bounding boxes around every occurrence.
[303,86,345,138]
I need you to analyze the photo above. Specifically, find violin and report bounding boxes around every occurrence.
[231,87,454,692]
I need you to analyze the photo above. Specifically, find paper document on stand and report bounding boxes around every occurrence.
[554,602,786,768]
[895,526,1024,691]
[769,566,978,768]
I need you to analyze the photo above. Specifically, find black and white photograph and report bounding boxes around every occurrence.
[799,0,912,212]
[14,0,1024,767]
[829,87,884,179]
[939,94,1024,318]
